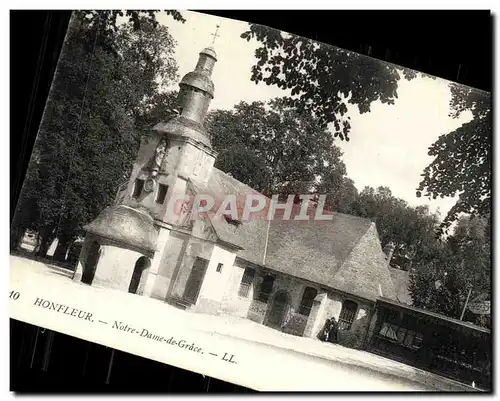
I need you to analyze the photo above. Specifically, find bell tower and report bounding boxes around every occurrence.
[176,46,217,127]
[74,43,221,297]
[120,46,219,226]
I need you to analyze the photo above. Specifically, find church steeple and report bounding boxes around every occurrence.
[159,46,217,148]
[176,47,217,123]
[73,37,222,296]
[153,26,221,150]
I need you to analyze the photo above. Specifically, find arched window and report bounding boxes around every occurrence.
[298,287,318,316]
[258,275,275,303]
[338,300,358,330]
[128,256,151,295]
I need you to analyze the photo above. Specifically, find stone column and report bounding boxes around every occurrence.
[73,260,84,282]
[142,227,171,297]
[365,307,381,349]
[303,292,328,338]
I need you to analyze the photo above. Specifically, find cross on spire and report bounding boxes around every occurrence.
[210,24,221,45]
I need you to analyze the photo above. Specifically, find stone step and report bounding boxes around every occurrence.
[168,296,192,310]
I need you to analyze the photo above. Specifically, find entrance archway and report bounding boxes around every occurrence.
[81,241,100,285]
[128,256,151,294]
[265,290,290,330]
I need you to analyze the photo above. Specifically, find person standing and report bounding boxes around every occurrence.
[317,318,332,342]
[327,317,339,344]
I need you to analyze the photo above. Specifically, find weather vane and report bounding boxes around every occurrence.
[210,24,221,45]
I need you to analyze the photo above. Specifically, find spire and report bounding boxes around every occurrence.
[153,44,218,149]
[176,45,217,119]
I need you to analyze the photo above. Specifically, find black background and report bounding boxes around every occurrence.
[10,9,492,393]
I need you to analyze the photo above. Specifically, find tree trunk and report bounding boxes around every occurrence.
[35,227,55,258]
[35,236,53,258]
[53,235,75,262]
[10,226,25,252]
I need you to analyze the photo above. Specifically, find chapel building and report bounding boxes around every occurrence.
[73,46,403,349]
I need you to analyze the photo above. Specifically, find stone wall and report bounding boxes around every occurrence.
[77,235,149,292]
[220,262,254,318]
[329,296,374,350]
[304,289,375,349]
[242,271,320,336]
[303,292,328,338]
[150,231,186,301]
[177,141,215,185]
[168,236,214,301]
[248,300,267,324]
[122,134,178,222]
[283,312,308,337]
[195,244,237,313]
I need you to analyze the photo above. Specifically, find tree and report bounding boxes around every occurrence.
[74,10,185,54]
[241,25,420,140]
[241,23,490,233]
[206,99,355,209]
[417,84,491,234]
[409,215,491,325]
[447,215,491,297]
[11,12,182,259]
[317,174,358,215]
[349,186,441,271]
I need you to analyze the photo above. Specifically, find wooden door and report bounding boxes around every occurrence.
[266,291,289,329]
[183,258,209,304]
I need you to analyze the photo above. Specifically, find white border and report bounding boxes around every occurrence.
[2,5,497,400]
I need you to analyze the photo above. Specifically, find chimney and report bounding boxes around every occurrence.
[383,241,396,266]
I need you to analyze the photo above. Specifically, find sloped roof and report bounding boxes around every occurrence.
[189,169,268,265]
[377,297,491,334]
[154,116,211,148]
[265,215,372,288]
[84,205,158,253]
[389,267,413,305]
[191,168,397,301]
[327,223,397,301]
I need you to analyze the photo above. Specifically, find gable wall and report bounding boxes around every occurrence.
[220,260,254,318]
[194,244,237,313]
[333,224,397,301]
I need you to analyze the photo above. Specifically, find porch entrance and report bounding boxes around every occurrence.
[183,257,209,304]
[128,256,151,295]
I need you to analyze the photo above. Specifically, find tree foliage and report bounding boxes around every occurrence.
[349,186,441,271]
[11,12,182,259]
[207,100,444,273]
[241,23,489,232]
[241,24,419,140]
[409,215,490,326]
[417,84,491,233]
[206,99,356,211]
[74,10,185,48]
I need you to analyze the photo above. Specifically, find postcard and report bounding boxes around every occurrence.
[9,10,491,391]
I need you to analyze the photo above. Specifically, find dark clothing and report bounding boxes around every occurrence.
[317,318,331,342]
[327,320,338,344]
[317,318,338,344]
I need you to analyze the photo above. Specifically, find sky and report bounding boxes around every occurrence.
[157,10,473,220]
